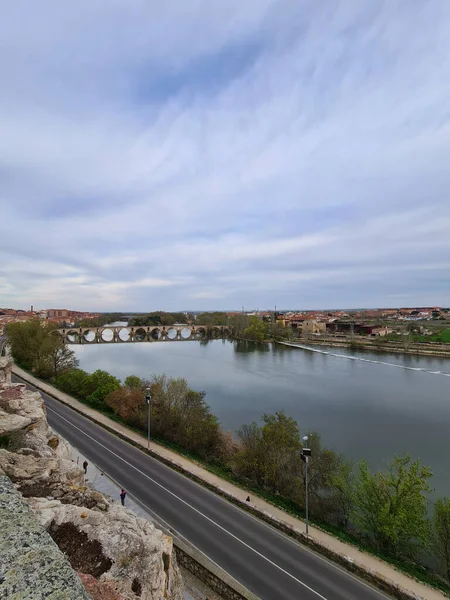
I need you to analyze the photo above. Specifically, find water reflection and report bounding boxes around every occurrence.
[233,339,270,354]
[72,339,450,498]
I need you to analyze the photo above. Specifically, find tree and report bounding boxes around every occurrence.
[406,322,420,334]
[234,411,302,496]
[271,323,290,341]
[6,319,77,377]
[260,411,302,495]
[243,317,270,342]
[46,335,79,378]
[234,422,265,487]
[81,370,121,409]
[75,313,125,328]
[106,386,147,429]
[353,455,432,559]
[228,314,251,338]
[128,312,186,327]
[196,312,228,326]
[55,368,89,397]
[149,374,190,439]
[299,432,346,520]
[172,389,223,457]
[124,375,144,390]
[327,458,355,527]
[433,497,450,581]
[147,374,225,460]
[6,319,50,370]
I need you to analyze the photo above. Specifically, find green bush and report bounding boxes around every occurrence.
[55,368,89,398]
[82,370,121,408]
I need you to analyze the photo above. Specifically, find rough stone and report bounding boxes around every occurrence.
[0,358,75,462]
[0,475,91,599]
[0,356,12,384]
[28,497,183,600]
[78,574,126,600]
[0,385,59,458]
[0,408,31,436]
[0,357,183,600]
[0,449,85,492]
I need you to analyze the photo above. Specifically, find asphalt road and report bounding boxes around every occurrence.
[13,375,391,600]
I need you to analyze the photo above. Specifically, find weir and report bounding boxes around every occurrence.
[278,341,450,376]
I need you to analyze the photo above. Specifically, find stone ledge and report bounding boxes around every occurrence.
[0,475,91,600]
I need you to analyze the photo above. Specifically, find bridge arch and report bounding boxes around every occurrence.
[58,324,229,344]
[134,328,147,342]
[100,328,114,342]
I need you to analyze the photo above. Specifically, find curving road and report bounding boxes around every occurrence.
[14,374,391,600]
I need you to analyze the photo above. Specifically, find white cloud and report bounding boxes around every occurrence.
[1,1,450,309]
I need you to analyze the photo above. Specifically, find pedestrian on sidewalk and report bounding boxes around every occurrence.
[120,489,127,506]
[83,460,88,475]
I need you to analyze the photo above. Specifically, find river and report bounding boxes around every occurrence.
[72,335,450,498]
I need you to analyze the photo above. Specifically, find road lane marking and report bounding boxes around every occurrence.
[47,405,327,599]
[14,374,389,599]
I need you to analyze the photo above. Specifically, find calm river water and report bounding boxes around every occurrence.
[72,338,450,498]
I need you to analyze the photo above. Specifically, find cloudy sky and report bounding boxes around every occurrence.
[1,1,449,311]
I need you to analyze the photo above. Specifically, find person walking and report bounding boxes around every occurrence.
[83,460,88,475]
[120,489,127,506]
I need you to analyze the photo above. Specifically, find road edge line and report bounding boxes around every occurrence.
[12,365,439,600]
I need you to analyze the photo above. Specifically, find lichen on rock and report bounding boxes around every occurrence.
[0,475,91,600]
[28,498,183,600]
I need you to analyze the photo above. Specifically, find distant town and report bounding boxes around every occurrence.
[0,307,101,334]
[1,305,448,336]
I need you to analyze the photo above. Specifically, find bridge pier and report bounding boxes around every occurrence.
[58,325,228,344]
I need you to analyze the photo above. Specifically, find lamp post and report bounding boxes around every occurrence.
[302,435,311,536]
[145,387,151,450]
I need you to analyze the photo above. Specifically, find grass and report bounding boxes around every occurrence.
[365,329,450,346]
[413,329,450,343]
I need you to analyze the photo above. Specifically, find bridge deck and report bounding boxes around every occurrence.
[58,325,229,343]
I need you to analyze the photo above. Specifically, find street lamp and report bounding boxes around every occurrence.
[145,387,151,450]
[302,435,312,536]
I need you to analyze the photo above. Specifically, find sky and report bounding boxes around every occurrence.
[1,1,450,312]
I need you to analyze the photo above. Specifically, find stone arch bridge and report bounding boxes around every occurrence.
[58,325,229,344]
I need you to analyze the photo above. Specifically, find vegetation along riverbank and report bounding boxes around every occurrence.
[5,318,450,595]
[285,336,450,358]
[130,310,450,356]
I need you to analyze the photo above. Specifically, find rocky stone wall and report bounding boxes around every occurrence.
[0,475,91,599]
[0,357,183,600]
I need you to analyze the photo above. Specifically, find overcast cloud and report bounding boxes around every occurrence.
[1,1,449,311]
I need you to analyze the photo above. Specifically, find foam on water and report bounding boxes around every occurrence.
[279,342,450,377]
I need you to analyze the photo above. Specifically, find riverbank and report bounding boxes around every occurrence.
[12,363,450,600]
[283,337,450,357]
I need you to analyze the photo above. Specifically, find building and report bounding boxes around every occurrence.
[302,320,326,334]
[47,309,70,319]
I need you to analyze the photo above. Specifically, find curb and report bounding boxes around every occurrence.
[10,366,259,600]
[12,366,447,600]
[174,537,260,600]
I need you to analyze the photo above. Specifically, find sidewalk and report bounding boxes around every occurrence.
[13,364,447,600]
[71,446,223,600]
[72,447,155,521]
